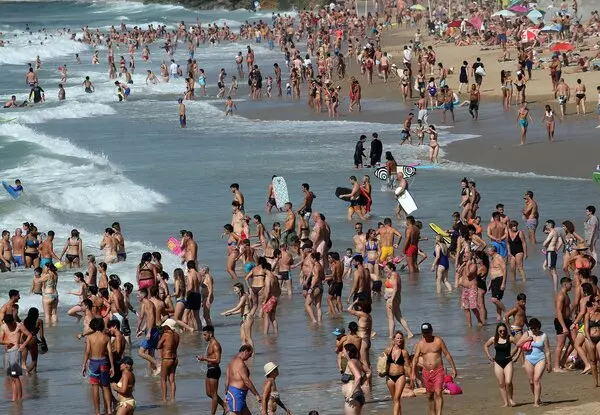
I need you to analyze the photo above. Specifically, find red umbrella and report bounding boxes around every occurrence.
[550,42,575,52]
[521,28,540,43]
[448,19,473,28]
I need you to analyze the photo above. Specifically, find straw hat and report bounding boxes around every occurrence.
[575,242,589,251]
[264,362,278,377]
[162,318,179,331]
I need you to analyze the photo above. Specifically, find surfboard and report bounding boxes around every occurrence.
[335,187,352,200]
[2,181,19,199]
[429,223,451,244]
[417,164,440,170]
[167,236,183,256]
[0,118,16,123]
[593,172,600,184]
[395,187,417,214]
[272,176,289,209]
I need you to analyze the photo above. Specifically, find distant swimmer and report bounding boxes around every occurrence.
[82,76,95,93]
[3,95,17,108]
[29,83,45,104]
[6,180,24,197]
[145,70,159,85]
[224,96,237,116]
[178,98,186,128]
[58,83,65,100]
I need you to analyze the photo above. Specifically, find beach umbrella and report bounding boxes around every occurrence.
[540,23,561,32]
[509,5,529,14]
[521,28,540,42]
[448,19,472,28]
[527,9,544,23]
[409,4,426,11]
[509,0,525,6]
[492,10,516,18]
[469,16,483,30]
[550,42,575,52]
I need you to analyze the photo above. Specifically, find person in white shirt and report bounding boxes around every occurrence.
[169,60,178,78]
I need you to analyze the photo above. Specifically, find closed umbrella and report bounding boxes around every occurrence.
[550,42,575,52]
[492,10,516,18]
[521,28,540,43]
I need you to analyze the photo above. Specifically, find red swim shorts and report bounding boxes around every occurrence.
[405,244,418,257]
[422,366,445,393]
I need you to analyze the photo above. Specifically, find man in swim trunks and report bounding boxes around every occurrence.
[347,255,371,303]
[178,98,186,128]
[404,216,420,273]
[1,230,13,272]
[282,202,297,246]
[82,317,115,415]
[3,95,18,108]
[522,191,538,244]
[378,218,402,263]
[25,67,38,87]
[442,86,455,124]
[488,245,507,322]
[181,231,198,265]
[555,78,570,119]
[400,113,413,145]
[198,325,228,414]
[11,228,24,268]
[411,323,457,415]
[487,212,508,258]
[553,277,574,372]
[516,102,533,145]
[225,344,261,414]
[82,76,95,93]
[297,183,315,221]
[136,288,160,374]
[0,313,32,401]
[542,220,562,292]
[353,223,366,257]
[505,293,528,360]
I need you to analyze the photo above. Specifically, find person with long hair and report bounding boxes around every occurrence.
[516,318,551,407]
[507,220,528,282]
[561,220,584,278]
[136,252,157,289]
[221,282,253,347]
[385,331,411,415]
[484,323,517,407]
[347,300,373,380]
[39,262,59,325]
[584,294,600,386]
[341,343,365,415]
[172,268,186,321]
[22,307,46,374]
[60,228,83,268]
[383,262,414,338]
[431,236,451,293]
[474,250,489,323]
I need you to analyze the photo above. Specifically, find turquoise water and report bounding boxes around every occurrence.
[1,1,599,413]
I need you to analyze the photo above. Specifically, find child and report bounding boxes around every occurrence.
[224,96,237,116]
[229,76,238,97]
[342,248,353,279]
[266,76,273,98]
[415,119,425,145]
[178,98,186,128]
[8,179,24,197]
[31,267,43,294]
[286,82,292,96]
[443,375,463,395]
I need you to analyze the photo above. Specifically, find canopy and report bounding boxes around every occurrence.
[540,23,561,32]
[527,9,543,23]
[550,42,575,52]
[509,5,529,14]
[492,10,516,18]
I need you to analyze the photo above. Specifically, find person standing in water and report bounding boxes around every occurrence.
[516,103,533,146]
[178,98,186,128]
[198,325,227,415]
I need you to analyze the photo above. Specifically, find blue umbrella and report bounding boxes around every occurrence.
[527,9,543,23]
[540,23,561,32]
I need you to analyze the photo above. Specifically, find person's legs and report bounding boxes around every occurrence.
[505,362,515,406]
[532,360,546,406]
[92,384,101,415]
[493,363,508,406]
[433,390,443,415]
[554,333,567,370]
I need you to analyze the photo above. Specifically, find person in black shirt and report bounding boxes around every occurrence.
[369,133,383,167]
[354,135,366,168]
[29,83,45,104]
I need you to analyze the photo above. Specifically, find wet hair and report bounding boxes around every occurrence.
[123,282,134,293]
[348,321,358,333]
[560,276,572,285]
[253,214,262,223]
[224,224,234,232]
[344,343,359,359]
[89,317,105,332]
[302,183,310,190]
[230,183,240,190]
[587,206,596,214]
[108,279,120,290]
[34,267,42,276]
[71,229,80,237]
[517,293,527,301]
[239,344,253,354]
[152,252,161,262]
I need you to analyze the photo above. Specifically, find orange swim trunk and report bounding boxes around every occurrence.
[422,366,445,393]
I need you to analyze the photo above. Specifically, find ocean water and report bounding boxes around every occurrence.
[1,1,599,414]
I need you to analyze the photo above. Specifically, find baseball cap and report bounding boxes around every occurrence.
[421,322,433,332]
[332,328,345,336]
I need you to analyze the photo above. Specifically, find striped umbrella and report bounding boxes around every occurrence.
[521,28,540,42]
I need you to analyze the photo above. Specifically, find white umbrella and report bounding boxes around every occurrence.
[492,10,516,18]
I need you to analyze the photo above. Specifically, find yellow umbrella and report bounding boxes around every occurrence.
[409,4,426,11]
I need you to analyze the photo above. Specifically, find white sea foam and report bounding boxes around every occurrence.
[90,0,187,14]
[9,101,117,124]
[0,33,89,65]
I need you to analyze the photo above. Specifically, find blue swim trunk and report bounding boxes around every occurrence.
[492,240,507,257]
[140,327,160,351]
[226,386,248,412]
[244,262,256,273]
[89,357,110,386]
[444,102,453,111]
[13,256,23,267]
[518,119,528,128]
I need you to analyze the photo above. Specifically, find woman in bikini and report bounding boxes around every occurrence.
[111,357,136,414]
[384,331,412,415]
[223,224,241,280]
[172,268,186,321]
[427,124,439,163]
[542,105,556,142]
[245,256,267,317]
[67,272,88,322]
[364,229,380,281]
[39,263,59,325]
[459,178,471,220]
[560,220,583,278]
[347,300,373,380]
[383,262,414,338]
[24,226,41,269]
[584,295,600,387]
[221,282,253,347]
[60,228,83,268]
[483,323,517,407]
[136,252,157,289]
[575,78,586,115]
[341,343,365,415]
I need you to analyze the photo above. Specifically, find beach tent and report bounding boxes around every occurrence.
[521,28,540,43]
[540,23,561,32]
[527,9,544,23]
[492,10,516,18]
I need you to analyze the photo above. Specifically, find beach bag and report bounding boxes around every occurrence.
[475,66,486,76]
[520,331,533,351]
[377,353,388,377]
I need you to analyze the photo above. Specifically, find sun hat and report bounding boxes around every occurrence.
[264,362,278,377]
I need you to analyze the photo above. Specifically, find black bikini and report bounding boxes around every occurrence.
[589,319,600,344]
[387,348,405,382]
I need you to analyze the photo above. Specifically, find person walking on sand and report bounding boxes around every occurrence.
[411,323,457,415]
[516,103,533,146]
[542,105,556,142]
[516,318,551,407]
[483,323,517,407]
